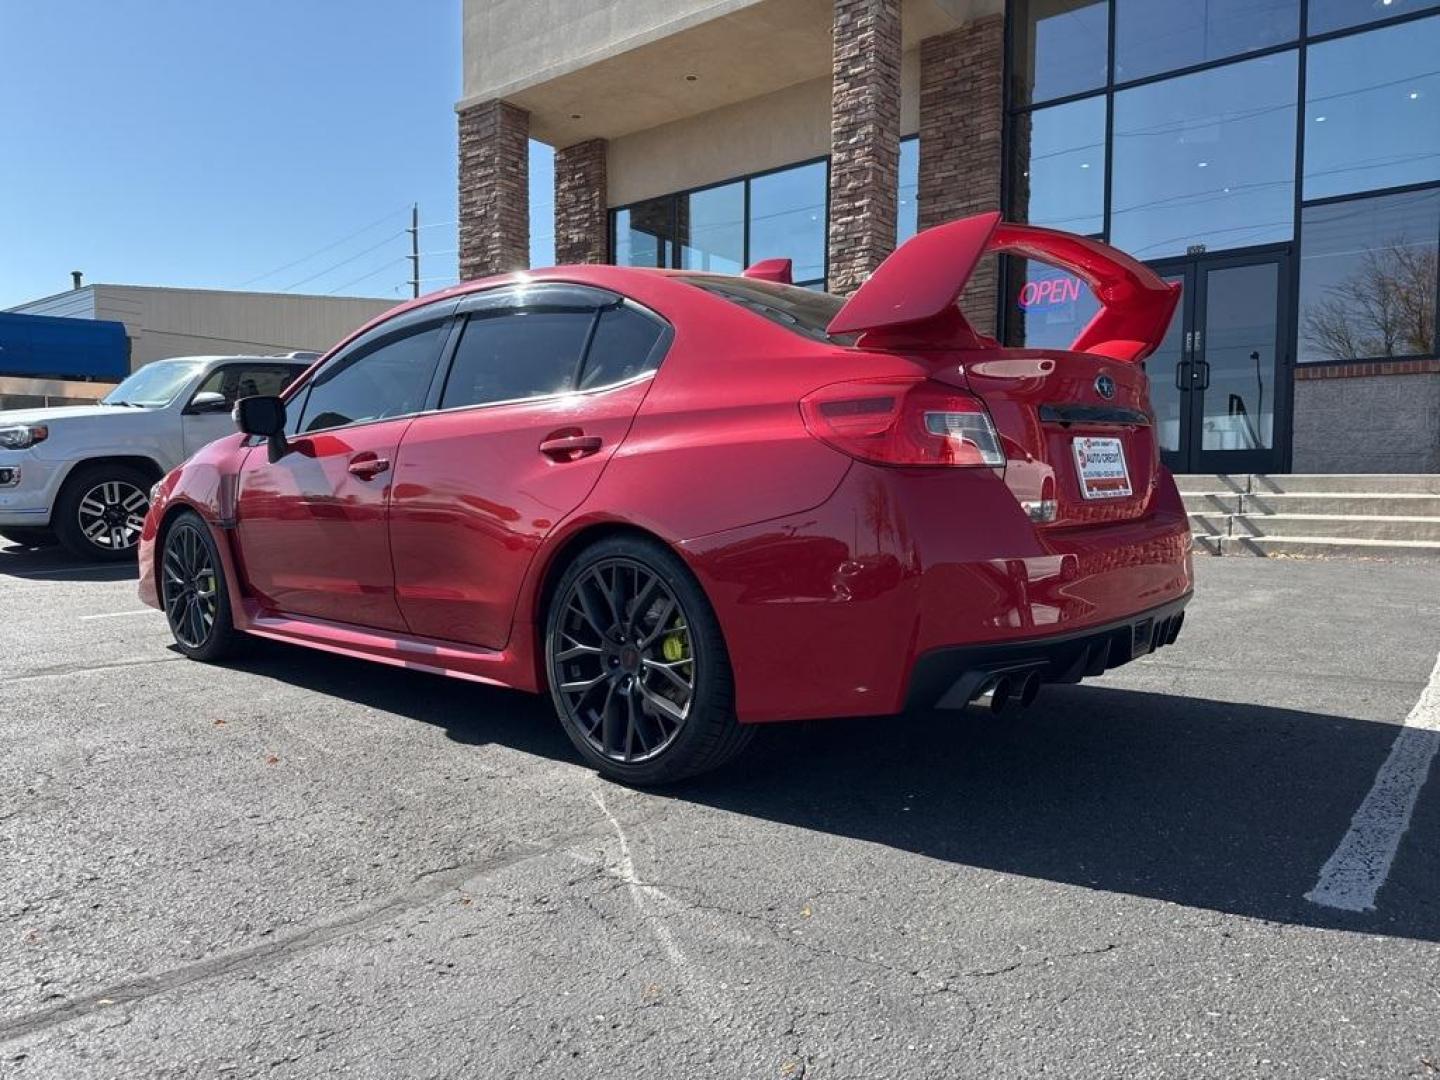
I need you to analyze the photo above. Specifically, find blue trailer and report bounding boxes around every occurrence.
[0,311,131,380]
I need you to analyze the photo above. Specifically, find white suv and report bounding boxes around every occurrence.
[0,354,313,560]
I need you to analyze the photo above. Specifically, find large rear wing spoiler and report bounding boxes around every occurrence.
[826,211,1181,363]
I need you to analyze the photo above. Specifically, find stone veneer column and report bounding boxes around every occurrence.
[553,138,609,265]
[457,99,530,281]
[918,14,1005,335]
[827,0,902,296]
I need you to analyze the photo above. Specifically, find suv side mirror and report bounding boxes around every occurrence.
[233,395,290,462]
[186,390,229,415]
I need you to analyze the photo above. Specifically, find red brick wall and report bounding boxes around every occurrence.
[554,138,609,266]
[918,14,1005,335]
[458,99,530,281]
[828,0,903,296]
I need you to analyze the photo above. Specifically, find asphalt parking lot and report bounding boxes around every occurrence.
[2,541,1438,1079]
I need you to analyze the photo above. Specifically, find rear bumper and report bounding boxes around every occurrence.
[682,462,1193,724]
[904,592,1189,711]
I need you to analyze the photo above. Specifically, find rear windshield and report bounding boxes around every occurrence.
[677,274,857,346]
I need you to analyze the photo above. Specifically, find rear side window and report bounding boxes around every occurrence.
[440,310,594,409]
[298,322,445,433]
[678,275,855,346]
[578,304,667,389]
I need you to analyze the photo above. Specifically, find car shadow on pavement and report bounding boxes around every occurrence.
[0,543,138,583]
[227,640,1439,943]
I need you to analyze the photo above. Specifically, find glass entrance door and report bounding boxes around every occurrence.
[1149,253,1290,474]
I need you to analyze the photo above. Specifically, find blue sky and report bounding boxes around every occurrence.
[0,0,554,310]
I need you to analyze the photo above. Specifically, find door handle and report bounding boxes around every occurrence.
[1194,359,1211,391]
[539,433,603,461]
[347,456,390,479]
[1175,359,1191,391]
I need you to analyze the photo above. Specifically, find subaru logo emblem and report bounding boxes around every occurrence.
[1095,374,1116,400]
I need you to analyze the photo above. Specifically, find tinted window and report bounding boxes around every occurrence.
[1114,0,1297,83]
[441,310,591,409]
[1303,17,1440,200]
[748,161,828,286]
[680,275,853,345]
[1010,96,1107,235]
[679,182,745,273]
[1298,188,1440,363]
[1308,0,1439,34]
[191,364,300,407]
[299,322,444,433]
[614,198,672,269]
[1011,0,1109,107]
[579,305,667,389]
[1110,52,1297,259]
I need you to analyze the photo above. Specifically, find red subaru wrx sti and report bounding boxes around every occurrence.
[139,212,1192,784]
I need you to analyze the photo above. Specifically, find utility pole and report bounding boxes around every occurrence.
[407,203,420,298]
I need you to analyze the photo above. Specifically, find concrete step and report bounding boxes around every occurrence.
[1229,513,1440,542]
[1173,473,1440,495]
[1221,535,1440,560]
[1183,492,1243,514]
[1241,492,1440,517]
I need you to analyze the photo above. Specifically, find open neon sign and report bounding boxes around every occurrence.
[1018,276,1083,310]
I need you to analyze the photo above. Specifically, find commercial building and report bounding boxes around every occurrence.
[2,285,393,407]
[457,0,1440,473]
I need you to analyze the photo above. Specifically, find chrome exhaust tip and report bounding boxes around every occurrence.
[987,676,1014,715]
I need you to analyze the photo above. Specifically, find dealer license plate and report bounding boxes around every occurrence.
[1072,436,1132,500]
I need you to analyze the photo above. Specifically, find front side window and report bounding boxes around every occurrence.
[1298,188,1440,363]
[192,363,304,408]
[298,322,445,433]
[440,310,592,410]
[1114,0,1298,84]
[1010,95,1107,235]
[1110,51,1297,259]
[1303,16,1440,200]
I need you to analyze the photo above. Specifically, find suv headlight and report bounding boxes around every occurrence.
[0,424,48,450]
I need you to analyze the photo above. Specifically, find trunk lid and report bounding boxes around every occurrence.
[929,351,1159,526]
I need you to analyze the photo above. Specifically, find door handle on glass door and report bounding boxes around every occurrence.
[347,456,390,479]
[539,433,603,461]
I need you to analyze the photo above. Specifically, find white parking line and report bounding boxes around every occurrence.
[1306,650,1440,913]
[79,609,156,621]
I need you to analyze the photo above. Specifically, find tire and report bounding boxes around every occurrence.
[52,463,154,562]
[159,510,245,662]
[544,535,753,785]
[0,527,58,548]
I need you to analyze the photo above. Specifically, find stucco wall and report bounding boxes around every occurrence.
[606,49,919,207]
[1292,373,1440,473]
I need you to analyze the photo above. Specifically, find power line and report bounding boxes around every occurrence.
[327,257,407,296]
[238,207,409,287]
[283,231,405,292]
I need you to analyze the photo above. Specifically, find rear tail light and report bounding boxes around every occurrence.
[799,378,1004,468]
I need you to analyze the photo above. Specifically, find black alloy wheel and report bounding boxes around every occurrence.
[162,520,220,650]
[545,537,752,785]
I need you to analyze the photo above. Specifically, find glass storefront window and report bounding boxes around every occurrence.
[1114,0,1297,83]
[897,137,919,245]
[1002,257,1103,349]
[1010,0,1109,107]
[1010,96,1106,234]
[678,182,744,274]
[613,198,672,269]
[1110,52,1297,259]
[1303,16,1440,200]
[749,160,827,285]
[1308,0,1439,34]
[1298,188,1440,363]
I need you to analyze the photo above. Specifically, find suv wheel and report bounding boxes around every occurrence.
[53,464,153,561]
[544,535,753,785]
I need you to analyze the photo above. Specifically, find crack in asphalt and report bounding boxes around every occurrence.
[1,656,183,685]
[0,818,627,1046]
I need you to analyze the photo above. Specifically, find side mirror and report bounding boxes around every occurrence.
[185,390,230,415]
[233,395,290,463]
